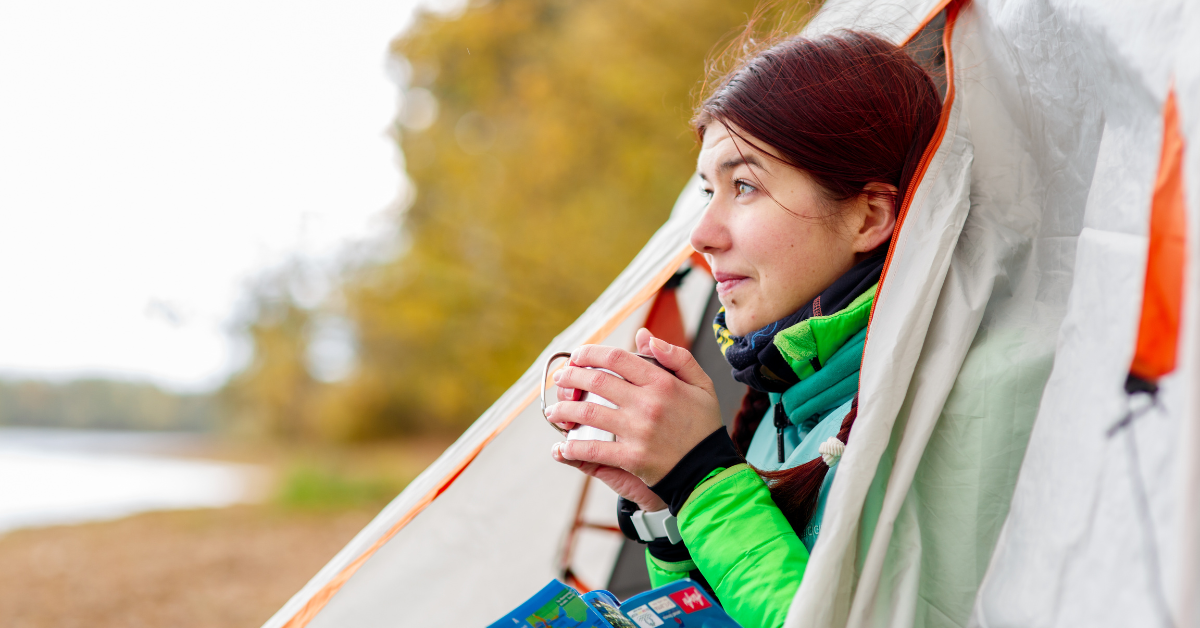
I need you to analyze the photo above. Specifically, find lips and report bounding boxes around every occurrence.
[713,271,750,297]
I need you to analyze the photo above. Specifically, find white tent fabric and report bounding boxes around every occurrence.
[791,1,1199,627]
[964,2,1199,627]
[264,0,1200,627]
[261,184,711,628]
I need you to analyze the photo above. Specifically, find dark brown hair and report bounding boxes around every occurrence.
[697,31,942,532]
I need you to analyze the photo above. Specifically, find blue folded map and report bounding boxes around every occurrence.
[488,578,742,628]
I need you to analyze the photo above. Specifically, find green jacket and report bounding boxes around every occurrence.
[645,287,872,628]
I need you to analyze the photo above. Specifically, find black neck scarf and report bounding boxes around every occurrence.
[713,252,886,393]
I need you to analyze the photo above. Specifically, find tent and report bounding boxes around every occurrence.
[262,0,1200,626]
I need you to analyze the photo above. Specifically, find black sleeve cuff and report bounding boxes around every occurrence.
[647,537,691,562]
[616,496,643,543]
[620,496,692,560]
[650,426,745,516]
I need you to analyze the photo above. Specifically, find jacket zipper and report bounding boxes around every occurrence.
[774,403,789,464]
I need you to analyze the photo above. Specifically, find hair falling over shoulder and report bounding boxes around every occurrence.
[730,388,859,534]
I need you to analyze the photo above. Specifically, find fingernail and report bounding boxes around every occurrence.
[545,404,555,417]
[552,369,562,383]
[551,442,560,456]
[651,338,667,351]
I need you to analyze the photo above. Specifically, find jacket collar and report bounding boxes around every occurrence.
[713,251,883,393]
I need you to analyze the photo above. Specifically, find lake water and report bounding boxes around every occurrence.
[0,427,265,535]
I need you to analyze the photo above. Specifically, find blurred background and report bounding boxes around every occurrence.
[0,0,799,625]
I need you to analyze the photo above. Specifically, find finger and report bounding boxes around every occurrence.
[558,438,626,469]
[565,456,609,478]
[551,442,584,468]
[635,327,655,355]
[552,444,612,480]
[553,364,635,406]
[545,399,623,433]
[556,384,587,402]
[570,344,660,387]
[543,403,580,431]
[648,337,714,392]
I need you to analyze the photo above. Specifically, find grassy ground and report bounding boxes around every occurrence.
[0,436,454,628]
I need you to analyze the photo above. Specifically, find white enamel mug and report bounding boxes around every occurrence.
[540,351,671,442]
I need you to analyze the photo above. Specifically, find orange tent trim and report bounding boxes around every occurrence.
[279,3,970,623]
[280,245,696,628]
[901,0,959,47]
[1130,87,1188,384]
[866,0,965,336]
[643,283,690,349]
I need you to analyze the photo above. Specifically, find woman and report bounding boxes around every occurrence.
[546,31,941,628]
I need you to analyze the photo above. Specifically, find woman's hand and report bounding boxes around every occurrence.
[549,343,667,511]
[551,443,667,512]
[545,328,724,486]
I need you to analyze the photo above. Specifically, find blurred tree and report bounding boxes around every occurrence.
[222,264,322,439]
[0,379,215,432]
[229,0,811,440]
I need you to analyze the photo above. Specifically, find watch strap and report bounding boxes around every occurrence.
[616,497,642,543]
[630,508,682,544]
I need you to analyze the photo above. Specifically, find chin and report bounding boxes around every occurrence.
[721,298,759,336]
[723,310,751,337]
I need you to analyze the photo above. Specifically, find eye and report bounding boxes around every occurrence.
[735,179,757,197]
[700,187,714,200]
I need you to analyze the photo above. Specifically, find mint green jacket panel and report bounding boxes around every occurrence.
[657,314,865,624]
[745,397,853,472]
[745,397,853,550]
[678,464,810,628]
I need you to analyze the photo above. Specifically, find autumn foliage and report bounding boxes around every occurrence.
[225,0,810,440]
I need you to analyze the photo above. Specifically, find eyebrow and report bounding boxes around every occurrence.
[697,154,765,181]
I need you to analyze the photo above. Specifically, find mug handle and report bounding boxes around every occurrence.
[540,351,674,435]
[541,352,574,434]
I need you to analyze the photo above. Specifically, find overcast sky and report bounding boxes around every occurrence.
[0,0,447,391]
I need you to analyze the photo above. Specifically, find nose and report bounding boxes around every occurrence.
[689,196,731,256]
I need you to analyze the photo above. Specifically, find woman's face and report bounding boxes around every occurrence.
[690,124,864,336]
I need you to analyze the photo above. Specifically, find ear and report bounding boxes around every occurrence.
[850,182,898,253]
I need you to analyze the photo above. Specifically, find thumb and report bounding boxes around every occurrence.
[635,327,655,355]
[649,337,712,391]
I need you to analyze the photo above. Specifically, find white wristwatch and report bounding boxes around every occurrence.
[630,509,682,544]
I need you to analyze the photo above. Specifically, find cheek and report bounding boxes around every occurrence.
[735,217,810,282]
[767,227,839,294]
[722,223,793,332]
[730,213,788,267]
[733,218,840,323]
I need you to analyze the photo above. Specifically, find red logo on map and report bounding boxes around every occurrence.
[667,587,711,613]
